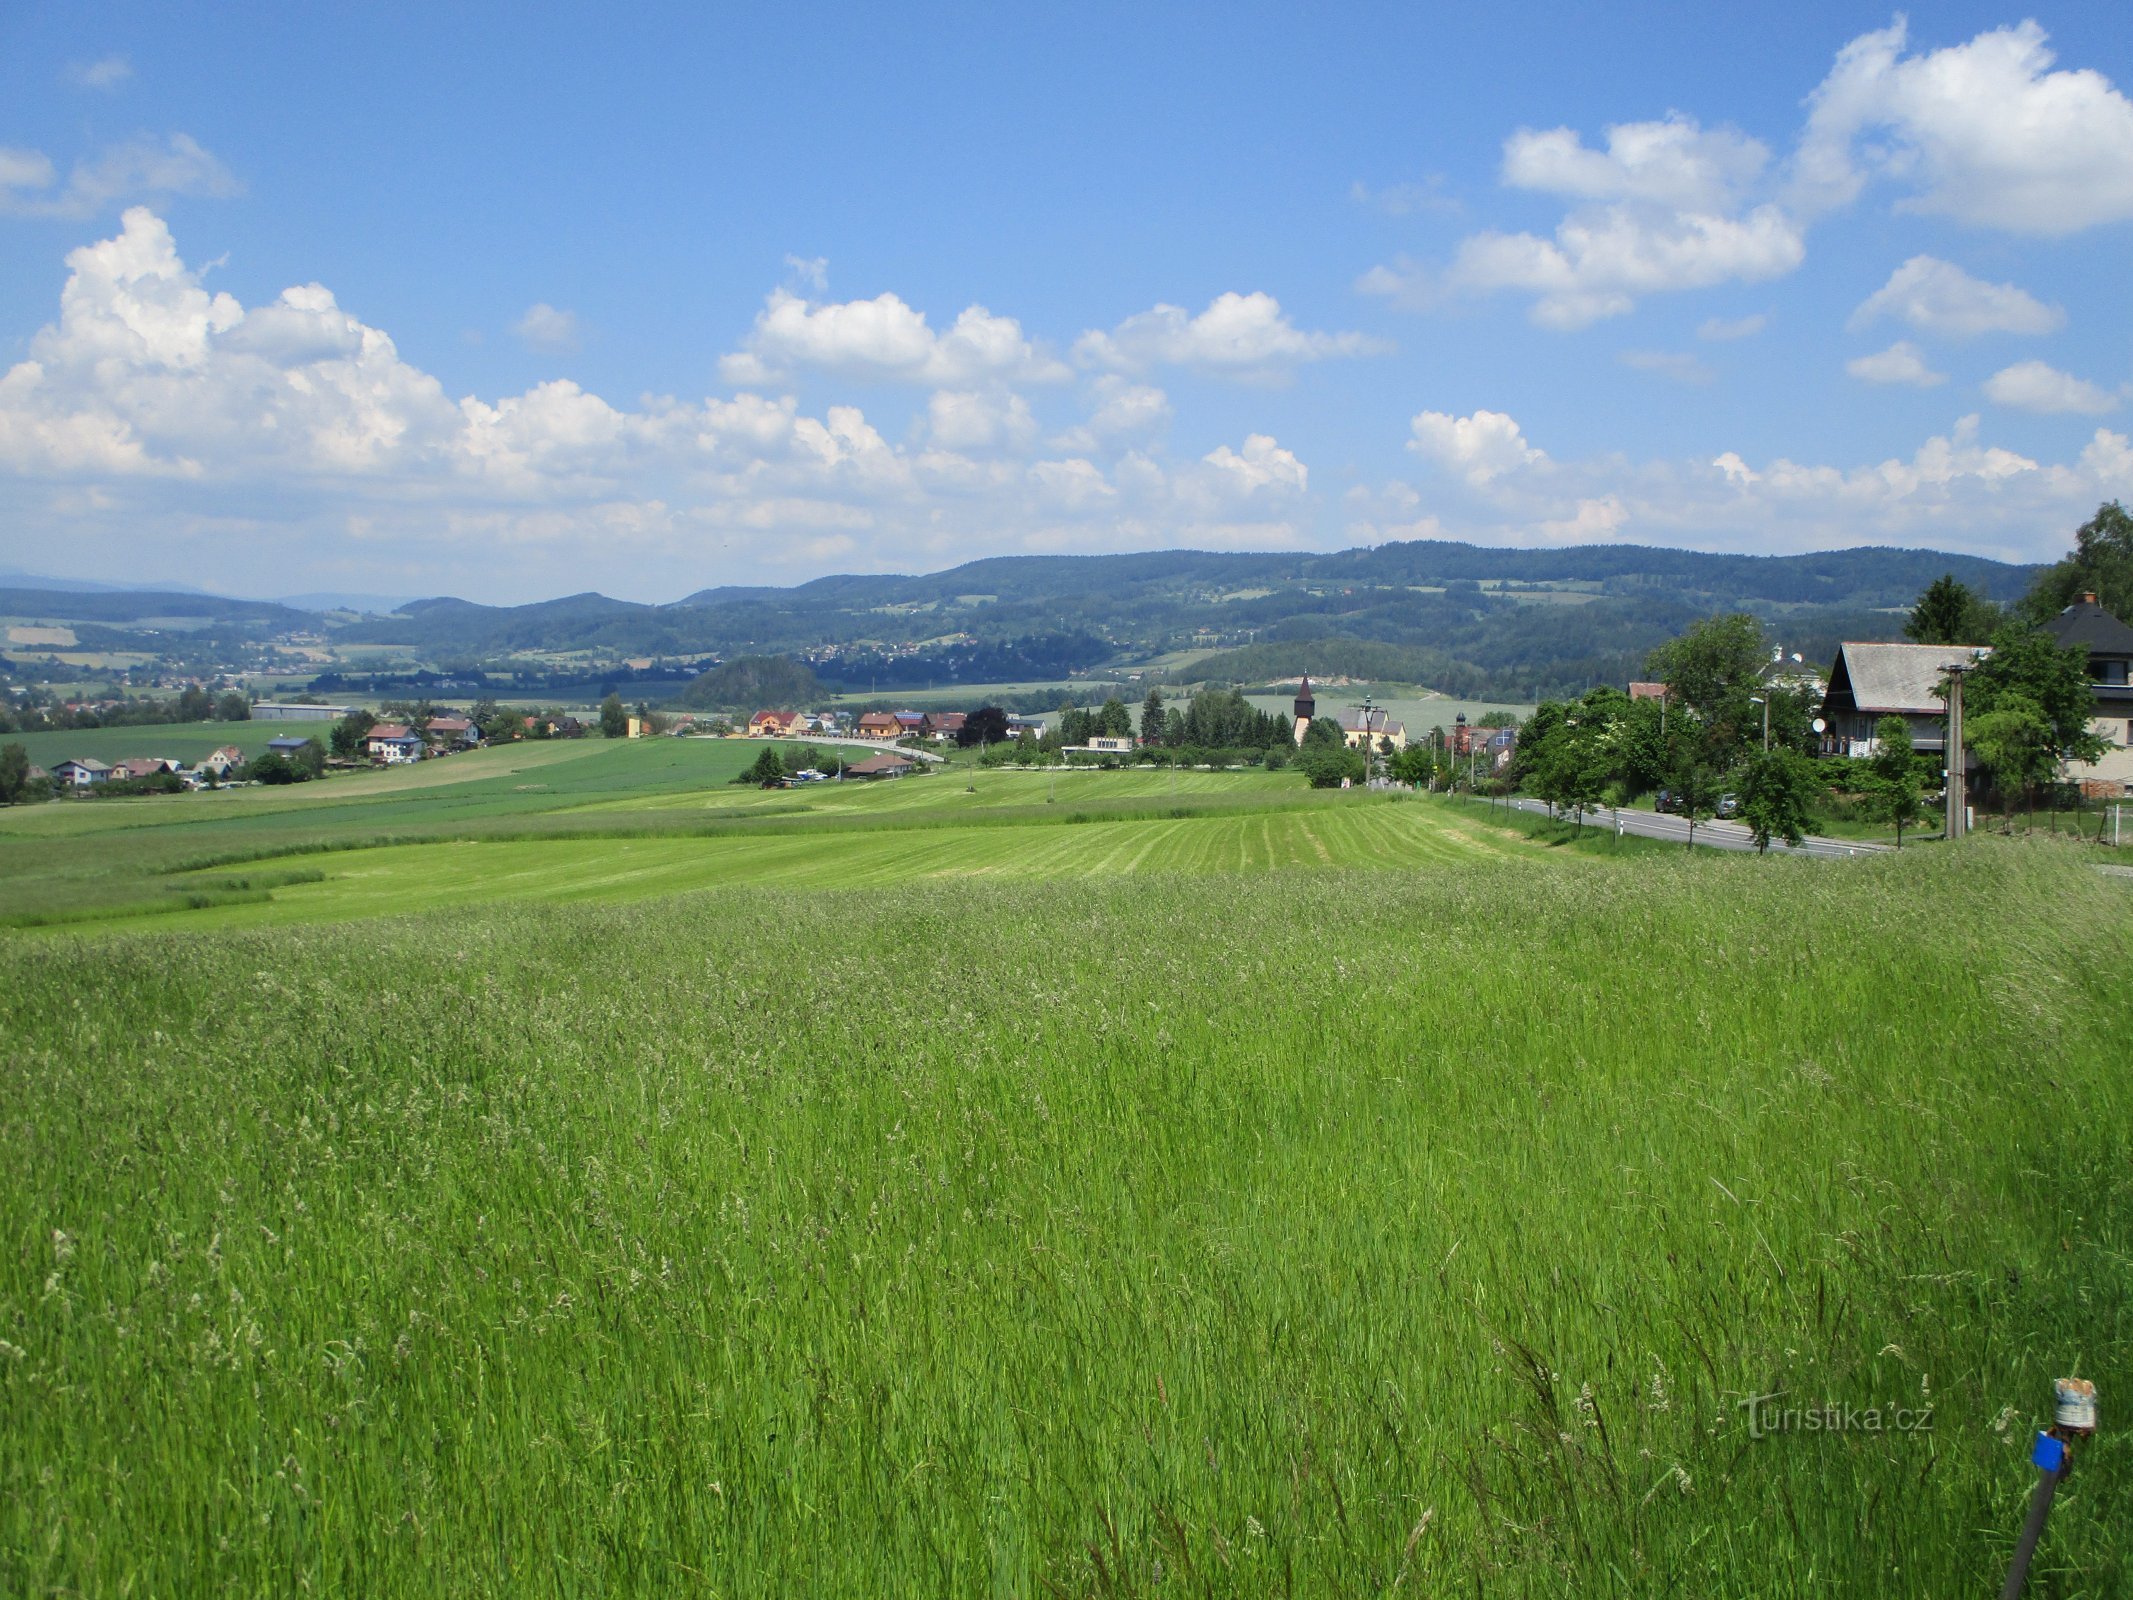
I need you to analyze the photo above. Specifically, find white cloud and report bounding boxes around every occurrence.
[1200,434,1308,496]
[720,288,1069,387]
[925,388,1038,451]
[1536,495,1630,544]
[513,303,580,353]
[782,254,828,291]
[1503,115,1770,211]
[1370,112,1804,328]
[1050,376,1171,453]
[1618,350,1714,385]
[1848,256,2062,338]
[1074,291,1384,378]
[1794,19,2133,234]
[0,134,238,220]
[1698,313,1767,342]
[1983,360,2120,416]
[1407,409,1546,484]
[1846,342,1945,388]
[1352,415,2133,565]
[69,56,134,91]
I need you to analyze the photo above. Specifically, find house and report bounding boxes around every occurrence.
[2042,591,2133,796]
[366,724,425,763]
[1817,641,1988,760]
[424,716,481,749]
[1627,681,1669,702]
[264,736,313,759]
[843,750,916,779]
[893,711,926,738]
[749,709,802,738]
[624,715,655,738]
[1339,707,1407,753]
[855,711,903,740]
[114,757,181,781]
[921,711,967,743]
[197,744,247,777]
[52,758,112,787]
[1077,735,1137,754]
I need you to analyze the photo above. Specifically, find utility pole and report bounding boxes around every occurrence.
[1943,662,1970,841]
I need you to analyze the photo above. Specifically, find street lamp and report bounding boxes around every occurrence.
[1748,695,1770,752]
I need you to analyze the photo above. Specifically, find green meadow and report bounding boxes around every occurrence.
[1,738,2128,1596]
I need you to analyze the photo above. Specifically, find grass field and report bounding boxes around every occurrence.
[1,738,1604,933]
[4,718,308,769]
[2,845,2128,1596]
[1,736,2129,1595]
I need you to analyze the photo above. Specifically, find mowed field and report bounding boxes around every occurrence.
[0,738,1565,934]
[1,735,2129,1596]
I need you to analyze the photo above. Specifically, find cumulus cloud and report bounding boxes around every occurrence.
[1983,360,2120,416]
[1367,114,1804,328]
[925,388,1038,451]
[1407,409,1546,484]
[1846,341,1946,388]
[1354,414,2132,565]
[69,56,134,91]
[1848,256,2062,338]
[1051,376,1172,453]
[1794,18,2133,233]
[0,134,238,220]
[513,303,580,352]
[1073,291,1384,378]
[0,209,1353,596]
[720,287,1069,387]
[1200,434,1308,496]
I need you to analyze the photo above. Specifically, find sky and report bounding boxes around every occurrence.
[1,1,2130,604]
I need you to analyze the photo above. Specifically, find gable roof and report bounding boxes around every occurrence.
[56,757,111,774]
[2043,595,2133,656]
[844,750,915,775]
[1339,709,1405,737]
[1825,641,1986,717]
[424,716,474,734]
[367,723,419,742]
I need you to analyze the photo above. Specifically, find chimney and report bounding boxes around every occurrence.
[2080,591,2099,605]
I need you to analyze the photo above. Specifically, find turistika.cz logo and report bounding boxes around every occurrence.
[1739,1393,1935,1440]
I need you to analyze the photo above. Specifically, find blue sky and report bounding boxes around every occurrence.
[1,1,2130,602]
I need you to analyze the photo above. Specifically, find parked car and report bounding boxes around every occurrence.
[1654,788,1681,814]
[1715,793,1741,819]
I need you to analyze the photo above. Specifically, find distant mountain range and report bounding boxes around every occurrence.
[2,540,2039,704]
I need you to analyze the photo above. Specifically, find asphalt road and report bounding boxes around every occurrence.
[1495,796,1893,858]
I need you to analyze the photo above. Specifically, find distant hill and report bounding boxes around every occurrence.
[8,540,2043,704]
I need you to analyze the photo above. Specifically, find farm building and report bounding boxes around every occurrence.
[843,751,916,779]
[264,737,313,758]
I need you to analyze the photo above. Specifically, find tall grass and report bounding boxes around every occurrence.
[1,845,2128,1595]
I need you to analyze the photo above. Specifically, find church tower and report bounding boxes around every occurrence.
[1292,675,1315,745]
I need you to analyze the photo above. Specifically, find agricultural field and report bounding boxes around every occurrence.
[4,719,308,770]
[0,739,2128,1596]
[0,738,1578,934]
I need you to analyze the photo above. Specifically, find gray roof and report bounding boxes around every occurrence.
[1338,710,1405,736]
[1826,641,1988,716]
[2043,597,2133,656]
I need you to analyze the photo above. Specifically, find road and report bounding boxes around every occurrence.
[1493,796,1892,858]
